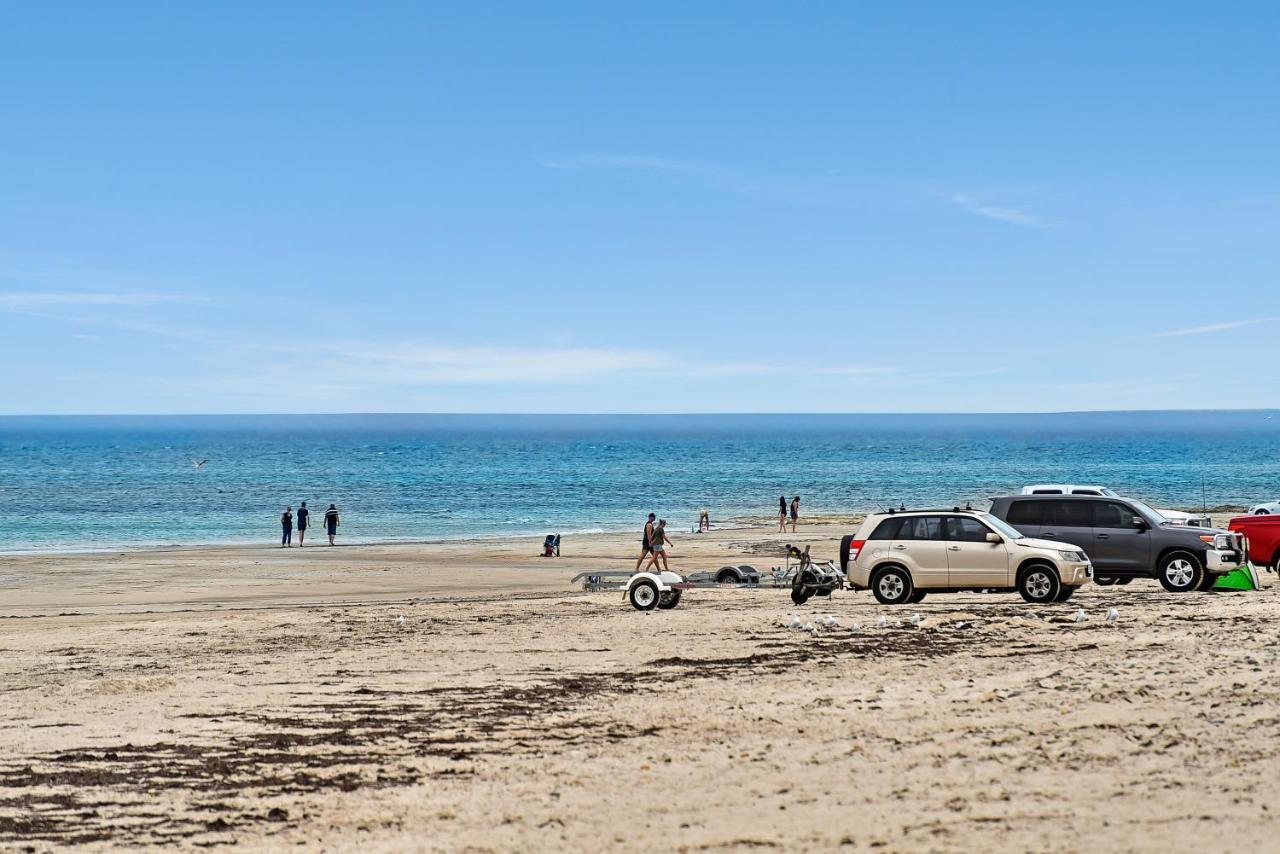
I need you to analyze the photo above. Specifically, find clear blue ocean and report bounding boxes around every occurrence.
[1,412,1278,552]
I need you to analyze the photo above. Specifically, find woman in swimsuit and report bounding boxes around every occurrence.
[778,495,787,533]
[643,519,672,573]
[789,496,800,533]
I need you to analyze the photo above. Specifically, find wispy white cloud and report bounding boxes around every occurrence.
[0,291,206,308]
[951,194,1047,228]
[279,342,672,385]
[544,154,833,205]
[817,365,899,376]
[1148,316,1280,338]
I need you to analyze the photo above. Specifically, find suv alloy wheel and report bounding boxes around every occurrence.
[1157,550,1204,593]
[1018,564,1062,604]
[871,566,913,605]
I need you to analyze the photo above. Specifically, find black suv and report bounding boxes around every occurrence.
[988,494,1244,592]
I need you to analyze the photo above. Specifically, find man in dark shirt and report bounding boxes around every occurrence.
[296,502,310,546]
[634,513,656,572]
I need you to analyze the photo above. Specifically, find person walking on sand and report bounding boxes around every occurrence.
[778,495,787,533]
[634,512,656,572]
[296,501,310,546]
[643,519,672,573]
[789,495,801,533]
[698,507,710,533]
[324,503,340,545]
[280,506,294,547]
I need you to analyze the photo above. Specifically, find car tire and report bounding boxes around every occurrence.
[1256,509,1270,515]
[1157,550,1204,593]
[1114,577,1132,586]
[907,590,927,604]
[715,567,740,584]
[1197,571,1218,592]
[629,579,659,611]
[657,590,682,609]
[1055,585,1076,602]
[1094,576,1117,586]
[1018,563,1061,604]
[871,566,913,606]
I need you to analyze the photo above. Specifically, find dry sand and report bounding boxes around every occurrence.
[2,520,1279,852]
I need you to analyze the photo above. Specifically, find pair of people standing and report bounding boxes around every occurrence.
[634,512,673,573]
[777,495,800,533]
[280,502,340,547]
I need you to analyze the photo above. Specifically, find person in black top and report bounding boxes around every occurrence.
[280,507,293,547]
[296,502,310,546]
[634,513,656,572]
[789,495,801,533]
[778,495,787,532]
[324,504,340,545]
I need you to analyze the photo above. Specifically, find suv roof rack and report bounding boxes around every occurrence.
[886,503,976,515]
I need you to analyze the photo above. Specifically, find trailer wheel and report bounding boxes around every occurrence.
[657,590,682,609]
[716,567,740,584]
[629,580,660,611]
[790,585,812,605]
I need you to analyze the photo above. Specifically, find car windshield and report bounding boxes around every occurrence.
[982,514,1025,540]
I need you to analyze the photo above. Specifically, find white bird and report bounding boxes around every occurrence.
[1105,608,1119,623]
[191,459,209,469]
[802,622,815,633]
[874,615,888,628]
[905,613,924,627]
[849,623,861,631]
[1073,609,1088,624]
[393,615,405,626]
[1026,612,1041,621]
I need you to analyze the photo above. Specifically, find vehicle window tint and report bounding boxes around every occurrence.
[944,516,990,542]
[1006,501,1043,526]
[868,518,900,540]
[1045,500,1093,527]
[896,516,943,540]
[1072,489,1101,496]
[1095,502,1139,529]
[1031,489,1063,494]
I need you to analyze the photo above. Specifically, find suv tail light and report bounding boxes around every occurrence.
[848,539,866,563]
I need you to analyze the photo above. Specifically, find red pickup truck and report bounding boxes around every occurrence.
[1227,515,1280,571]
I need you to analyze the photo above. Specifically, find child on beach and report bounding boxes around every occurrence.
[634,513,656,572]
[642,519,672,573]
[324,504,340,545]
[281,507,293,547]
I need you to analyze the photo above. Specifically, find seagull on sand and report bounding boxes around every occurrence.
[1073,609,1088,624]
[1105,608,1119,624]
[393,615,405,626]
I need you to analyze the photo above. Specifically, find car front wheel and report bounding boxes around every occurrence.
[1055,585,1076,602]
[1157,551,1204,593]
[871,566,913,605]
[1018,564,1061,604]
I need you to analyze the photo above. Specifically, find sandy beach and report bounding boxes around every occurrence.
[3,519,1278,852]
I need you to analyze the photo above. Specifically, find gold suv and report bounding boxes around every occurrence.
[840,509,1092,605]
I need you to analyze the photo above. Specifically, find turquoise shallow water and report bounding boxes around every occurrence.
[1,412,1277,552]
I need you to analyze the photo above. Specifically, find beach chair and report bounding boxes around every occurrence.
[542,534,561,557]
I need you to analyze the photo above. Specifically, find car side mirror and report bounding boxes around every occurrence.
[1132,518,1148,530]
[986,532,1002,544]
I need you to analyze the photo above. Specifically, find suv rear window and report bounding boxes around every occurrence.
[1031,489,1063,494]
[1044,500,1093,527]
[868,518,900,540]
[1006,500,1043,526]
[895,516,944,540]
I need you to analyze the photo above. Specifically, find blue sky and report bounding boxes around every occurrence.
[2,2,1278,414]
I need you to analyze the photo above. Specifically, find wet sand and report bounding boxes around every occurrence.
[2,520,1278,851]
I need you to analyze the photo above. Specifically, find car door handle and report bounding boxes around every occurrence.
[948,546,960,551]
[893,544,907,550]
[1097,534,1110,540]
[1042,532,1056,538]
